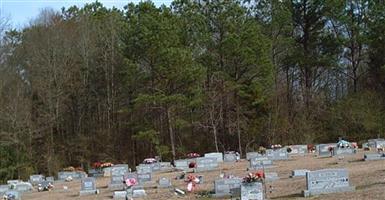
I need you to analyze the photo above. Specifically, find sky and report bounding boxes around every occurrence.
[0,0,172,28]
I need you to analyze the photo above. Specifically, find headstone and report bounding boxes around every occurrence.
[45,176,54,182]
[266,148,288,160]
[332,148,356,156]
[265,172,279,182]
[57,171,87,180]
[132,189,146,198]
[124,172,138,181]
[4,190,20,200]
[287,145,308,155]
[364,153,385,161]
[224,153,237,162]
[88,169,104,177]
[291,169,310,177]
[195,157,218,172]
[204,152,223,162]
[159,162,172,171]
[79,177,99,196]
[7,180,20,185]
[14,182,33,193]
[150,162,161,171]
[109,164,129,191]
[0,185,9,195]
[174,160,189,171]
[303,168,355,197]
[113,191,127,199]
[137,173,152,183]
[213,178,242,198]
[249,157,273,170]
[246,152,263,160]
[29,175,44,186]
[241,182,264,200]
[317,143,336,157]
[368,138,385,149]
[136,164,152,174]
[158,177,172,188]
[103,167,113,177]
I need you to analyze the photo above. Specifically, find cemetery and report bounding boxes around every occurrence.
[0,144,379,200]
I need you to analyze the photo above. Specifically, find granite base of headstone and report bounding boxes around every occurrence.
[303,168,355,197]
[213,178,242,198]
[241,182,264,200]
[79,177,99,196]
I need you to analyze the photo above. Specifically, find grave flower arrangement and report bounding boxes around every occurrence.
[243,171,265,183]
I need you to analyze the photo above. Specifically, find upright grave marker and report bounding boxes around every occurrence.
[79,177,99,196]
[158,177,172,188]
[266,148,288,160]
[287,145,308,155]
[224,153,237,162]
[195,157,218,172]
[29,175,44,186]
[241,182,264,200]
[204,152,223,162]
[249,157,273,170]
[137,173,152,183]
[317,143,336,157]
[303,168,355,197]
[108,164,129,191]
[136,164,152,174]
[213,178,242,198]
[174,160,189,171]
[332,148,356,156]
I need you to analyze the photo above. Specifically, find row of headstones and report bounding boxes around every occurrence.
[213,168,355,200]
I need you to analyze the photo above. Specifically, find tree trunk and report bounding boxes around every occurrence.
[166,108,176,160]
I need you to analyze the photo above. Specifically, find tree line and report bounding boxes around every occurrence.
[0,0,384,181]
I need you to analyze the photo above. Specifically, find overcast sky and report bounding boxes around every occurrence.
[1,0,172,28]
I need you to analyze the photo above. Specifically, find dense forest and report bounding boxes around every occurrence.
[0,0,385,181]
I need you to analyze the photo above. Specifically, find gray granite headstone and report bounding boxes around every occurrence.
[303,168,355,197]
[57,171,87,180]
[368,138,385,149]
[0,185,9,195]
[7,180,20,185]
[14,182,33,193]
[204,152,223,162]
[265,148,288,160]
[158,177,172,188]
[287,145,308,155]
[195,157,218,172]
[249,157,273,170]
[113,191,127,199]
[224,153,237,162]
[332,148,356,156]
[79,177,99,196]
[213,178,242,198]
[317,143,337,157]
[109,164,129,191]
[159,162,172,171]
[364,153,385,161]
[45,176,54,182]
[150,162,161,171]
[4,190,20,200]
[174,159,189,171]
[132,189,146,198]
[246,152,263,160]
[241,182,264,200]
[138,173,152,183]
[136,164,152,174]
[29,175,44,186]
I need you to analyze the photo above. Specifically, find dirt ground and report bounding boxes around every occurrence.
[22,150,385,200]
